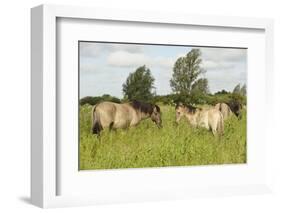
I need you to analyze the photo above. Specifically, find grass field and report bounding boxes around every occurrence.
[79,104,247,170]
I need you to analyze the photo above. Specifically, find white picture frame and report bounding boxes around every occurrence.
[31,4,274,208]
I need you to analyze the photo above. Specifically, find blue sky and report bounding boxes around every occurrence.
[79,42,247,98]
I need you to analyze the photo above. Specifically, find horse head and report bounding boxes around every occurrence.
[150,104,162,128]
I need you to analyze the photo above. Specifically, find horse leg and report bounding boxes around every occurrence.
[211,128,217,136]
[91,108,103,136]
[109,122,114,131]
[209,122,217,136]
[109,122,118,134]
[92,122,102,134]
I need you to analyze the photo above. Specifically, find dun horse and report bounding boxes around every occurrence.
[215,103,232,120]
[175,103,224,136]
[91,100,162,135]
[227,100,243,119]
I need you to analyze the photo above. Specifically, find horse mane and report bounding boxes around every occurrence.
[130,100,159,115]
[154,104,160,113]
[227,100,242,112]
[185,105,197,114]
[175,102,197,114]
[175,102,183,110]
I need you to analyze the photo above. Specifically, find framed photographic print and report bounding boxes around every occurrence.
[78,41,248,170]
[31,4,274,208]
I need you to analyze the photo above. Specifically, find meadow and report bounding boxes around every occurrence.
[79,104,247,170]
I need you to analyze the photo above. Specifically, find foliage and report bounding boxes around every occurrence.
[122,65,155,101]
[152,93,192,106]
[80,92,246,109]
[204,93,246,106]
[233,83,241,94]
[190,78,210,104]
[230,83,247,105]
[240,84,247,96]
[232,83,247,97]
[229,93,246,105]
[79,105,247,170]
[79,94,121,106]
[214,89,230,95]
[170,49,205,96]
[152,94,176,105]
[191,78,209,95]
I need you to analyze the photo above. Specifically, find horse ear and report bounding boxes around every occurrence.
[153,105,160,113]
[175,102,183,109]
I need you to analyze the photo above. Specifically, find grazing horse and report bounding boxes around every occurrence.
[215,103,233,120]
[175,103,224,136]
[91,100,162,135]
[227,100,243,119]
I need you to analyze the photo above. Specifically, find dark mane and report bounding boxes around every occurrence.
[175,102,197,114]
[227,100,242,117]
[130,100,158,115]
[154,104,160,113]
[227,100,241,111]
[175,102,181,110]
[185,105,197,114]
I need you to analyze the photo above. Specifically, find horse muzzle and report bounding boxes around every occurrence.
[157,123,163,128]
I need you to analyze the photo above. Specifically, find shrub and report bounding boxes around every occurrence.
[79,95,121,106]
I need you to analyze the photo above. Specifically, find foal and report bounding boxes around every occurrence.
[175,103,224,136]
[215,103,232,120]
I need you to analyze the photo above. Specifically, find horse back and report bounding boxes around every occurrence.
[208,108,224,134]
[113,103,137,127]
[215,102,232,119]
[97,102,139,128]
[94,102,117,128]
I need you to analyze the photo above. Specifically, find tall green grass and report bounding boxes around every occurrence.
[79,105,246,170]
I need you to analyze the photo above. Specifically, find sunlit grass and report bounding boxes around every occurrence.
[79,104,246,170]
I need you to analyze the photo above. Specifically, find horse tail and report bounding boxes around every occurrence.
[219,103,222,112]
[91,105,103,135]
[218,112,224,135]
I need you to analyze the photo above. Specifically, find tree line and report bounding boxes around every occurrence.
[80,49,246,106]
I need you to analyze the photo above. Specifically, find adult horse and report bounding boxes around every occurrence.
[227,100,243,119]
[175,103,224,136]
[215,103,232,120]
[91,100,162,135]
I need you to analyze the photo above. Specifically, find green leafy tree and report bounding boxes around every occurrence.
[79,95,121,106]
[215,89,229,95]
[191,78,209,95]
[240,84,247,96]
[170,49,205,95]
[170,49,207,104]
[190,78,209,104]
[122,65,155,101]
[233,83,241,94]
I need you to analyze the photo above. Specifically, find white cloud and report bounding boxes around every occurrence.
[154,57,174,69]
[111,44,143,53]
[107,50,176,70]
[201,48,246,71]
[80,42,143,58]
[107,51,149,67]
[80,62,97,73]
[202,48,246,62]
[80,43,103,58]
[202,60,236,70]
